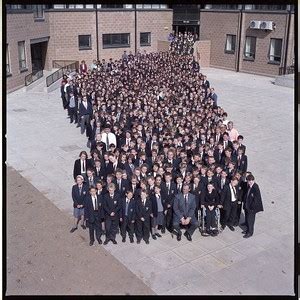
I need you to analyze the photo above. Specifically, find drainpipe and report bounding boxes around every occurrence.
[283,8,291,75]
[95,5,99,61]
[134,4,137,55]
[236,6,243,72]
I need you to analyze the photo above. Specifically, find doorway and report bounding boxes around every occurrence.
[30,41,48,73]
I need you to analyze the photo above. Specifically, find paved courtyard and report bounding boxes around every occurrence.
[7,68,294,295]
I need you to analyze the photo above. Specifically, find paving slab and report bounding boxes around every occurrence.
[7,67,294,295]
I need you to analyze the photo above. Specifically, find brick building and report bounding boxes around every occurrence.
[6,4,172,92]
[6,4,294,92]
[197,4,294,77]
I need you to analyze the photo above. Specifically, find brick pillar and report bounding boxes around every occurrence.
[193,40,211,68]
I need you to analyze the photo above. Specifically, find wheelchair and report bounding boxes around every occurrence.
[198,206,222,237]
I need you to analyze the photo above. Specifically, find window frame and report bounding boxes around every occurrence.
[6,44,11,76]
[33,5,45,19]
[18,41,27,71]
[78,35,92,50]
[243,36,256,61]
[140,32,151,47]
[268,38,283,65]
[224,34,236,54]
[102,33,130,49]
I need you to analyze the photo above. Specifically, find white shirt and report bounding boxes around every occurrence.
[83,101,88,109]
[92,196,97,210]
[101,132,117,147]
[80,159,86,173]
[229,184,237,202]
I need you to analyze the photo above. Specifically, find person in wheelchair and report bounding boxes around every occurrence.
[201,182,220,236]
[172,183,198,242]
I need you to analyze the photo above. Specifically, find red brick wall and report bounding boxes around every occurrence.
[239,12,289,76]
[194,40,211,67]
[47,11,96,67]
[6,12,50,92]
[200,11,240,71]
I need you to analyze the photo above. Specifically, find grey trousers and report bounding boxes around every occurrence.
[81,114,90,134]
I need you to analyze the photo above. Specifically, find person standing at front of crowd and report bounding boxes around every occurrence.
[84,186,103,246]
[120,190,136,243]
[103,183,122,245]
[79,95,93,135]
[70,175,88,233]
[242,174,263,238]
[135,189,152,244]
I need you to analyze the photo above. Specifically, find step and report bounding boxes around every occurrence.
[274,73,294,88]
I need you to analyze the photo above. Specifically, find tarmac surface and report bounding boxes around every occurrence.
[6,67,295,295]
[6,166,154,295]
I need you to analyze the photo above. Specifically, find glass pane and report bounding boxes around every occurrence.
[160,4,168,8]
[244,5,253,10]
[54,4,66,9]
[136,4,143,9]
[75,5,84,8]
[143,4,152,9]
[226,36,232,51]
[250,37,256,54]
[18,42,25,60]
[232,36,236,51]
[112,34,121,44]
[79,35,91,47]
[121,34,129,45]
[124,4,133,8]
[85,5,94,8]
[68,5,76,8]
[103,34,110,45]
[274,39,282,56]
[152,4,159,9]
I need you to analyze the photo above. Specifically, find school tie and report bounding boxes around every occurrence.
[79,185,82,195]
[82,160,85,173]
[106,133,109,150]
[94,197,97,211]
[184,195,188,212]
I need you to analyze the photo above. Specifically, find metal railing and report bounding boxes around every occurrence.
[52,60,78,69]
[279,65,294,75]
[25,69,44,86]
[46,61,79,87]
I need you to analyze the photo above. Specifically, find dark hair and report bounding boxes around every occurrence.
[79,151,88,157]
[246,174,255,181]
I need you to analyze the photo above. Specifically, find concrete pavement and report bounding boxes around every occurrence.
[7,68,294,295]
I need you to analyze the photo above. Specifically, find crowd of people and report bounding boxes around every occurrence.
[168,31,198,56]
[61,49,263,247]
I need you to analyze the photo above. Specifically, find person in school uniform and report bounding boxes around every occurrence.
[135,189,152,244]
[103,183,122,245]
[150,185,164,240]
[84,186,103,246]
[119,190,136,243]
[70,175,88,233]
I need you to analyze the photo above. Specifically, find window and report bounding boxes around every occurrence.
[68,4,84,9]
[6,44,11,75]
[18,41,27,70]
[244,36,256,60]
[225,34,236,53]
[85,4,94,8]
[136,4,168,9]
[78,35,92,50]
[33,5,44,19]
[103,33,130,48]
[101,4,123,9]
[53,4,66,9]
[246,5,287,10]
[124,4,133,9]
[269,38,282,63]
[140,32,151,46]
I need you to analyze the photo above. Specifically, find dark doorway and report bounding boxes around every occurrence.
[30,41,48,73]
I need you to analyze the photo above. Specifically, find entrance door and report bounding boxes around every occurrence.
[30,41,48,73]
